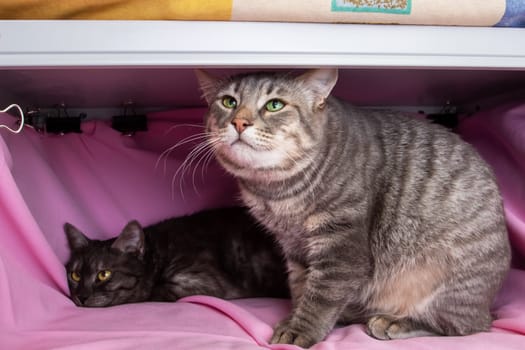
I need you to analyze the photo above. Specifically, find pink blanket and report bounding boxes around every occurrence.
[1,105,524,349]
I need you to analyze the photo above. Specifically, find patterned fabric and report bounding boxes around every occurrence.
[0,0,524,27]
[331,0,412,14]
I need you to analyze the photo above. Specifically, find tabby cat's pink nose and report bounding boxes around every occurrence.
[231,118,253,134]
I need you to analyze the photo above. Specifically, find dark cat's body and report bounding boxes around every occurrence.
[196,69,511,347]
[64,207,288,307]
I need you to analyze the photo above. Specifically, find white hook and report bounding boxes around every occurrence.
[0,104,25,134]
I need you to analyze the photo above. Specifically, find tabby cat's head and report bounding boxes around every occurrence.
[64,221,149,307]
[196,69,338,181]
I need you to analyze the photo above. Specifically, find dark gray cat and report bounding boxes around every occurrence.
[64,207,289,307]
[196,68,511,347]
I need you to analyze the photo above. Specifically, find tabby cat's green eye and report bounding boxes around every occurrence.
[97,270,112,281]
[222,96,237,109]
[70,271,81,282]
[265,99,285,112]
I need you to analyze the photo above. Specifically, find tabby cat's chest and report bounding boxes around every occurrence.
[241,188,329,261]
[241,187,308,229]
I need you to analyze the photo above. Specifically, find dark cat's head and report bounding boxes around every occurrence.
[195,69,338,181]
[64,221,150,307]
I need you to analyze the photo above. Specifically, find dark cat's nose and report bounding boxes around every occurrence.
[77,295,88,305]
[231,117,253,134]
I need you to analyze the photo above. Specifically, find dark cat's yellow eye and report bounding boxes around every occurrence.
[70,271,81,282]
[97,270,112,281]
[222,96,237,109]
[265,99,285,112]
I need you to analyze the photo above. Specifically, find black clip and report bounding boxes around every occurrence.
[45,104,85,135]
[25,108,48,133]
[112,101,148,136]
[425,101,459,131]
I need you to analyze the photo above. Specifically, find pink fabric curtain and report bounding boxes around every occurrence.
[0,105,524,349]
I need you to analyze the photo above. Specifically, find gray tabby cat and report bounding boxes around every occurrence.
[196,68,511,348]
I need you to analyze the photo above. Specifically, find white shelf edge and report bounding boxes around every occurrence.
[1,20,524,69]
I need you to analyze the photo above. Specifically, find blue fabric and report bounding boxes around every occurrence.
[496,0,525,27]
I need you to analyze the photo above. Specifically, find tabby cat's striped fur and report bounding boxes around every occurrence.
[196,69,511,348]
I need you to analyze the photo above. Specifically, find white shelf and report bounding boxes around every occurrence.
[0,20,524,69]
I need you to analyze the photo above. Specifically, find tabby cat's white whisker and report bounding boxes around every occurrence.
[201,143,220,181]
[190,137,221,190]
[165,134,213,200]
[186,137,219,185]
[163,123,205,136]
[156,133,213,174]
[158,132,211,162]
[171,136,220,199]
[184,141,216,197]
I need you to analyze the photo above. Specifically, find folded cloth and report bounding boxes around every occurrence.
[1,0,523,27]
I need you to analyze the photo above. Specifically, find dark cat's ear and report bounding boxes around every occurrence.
[195,69,220,105]
[297,68,339,108]
[64,223,90,251]
[111,221,145,257]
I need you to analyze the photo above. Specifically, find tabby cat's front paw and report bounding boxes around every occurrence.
[367,316,437,340]
[270,318,318,348]
[367,315,418,340]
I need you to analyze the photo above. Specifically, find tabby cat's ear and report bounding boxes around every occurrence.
[297,68,339,109]
[195,69,220,105]
[111,221,145,257]
[64,223,90,251]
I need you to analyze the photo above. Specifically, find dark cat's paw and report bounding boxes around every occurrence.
[270,318,318,348]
